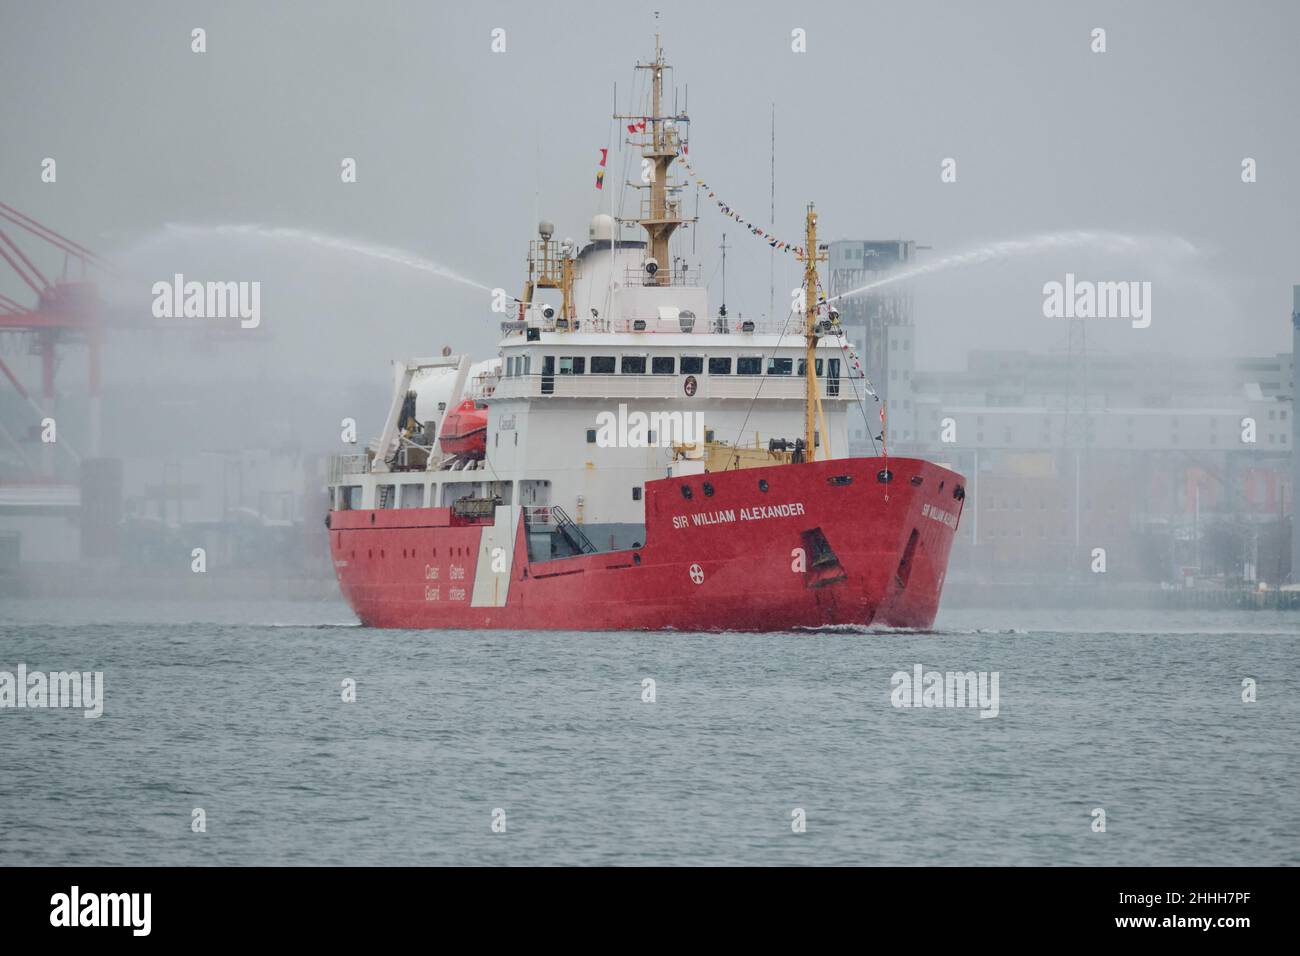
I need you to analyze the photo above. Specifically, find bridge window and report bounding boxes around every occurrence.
[591,356,616,374]
[797,358,824,376]
[767,357,793,375]
[708,356,732,374]
[621,355,647,374]
[680,356,703,374]
[586,428,597,443]
[737,357,762,375]
[652,356,676,374]
[559,356,585,375]
[632,486,642,501]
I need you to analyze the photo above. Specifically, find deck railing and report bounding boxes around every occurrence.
[498,315,802,336]
[328,453,370,482]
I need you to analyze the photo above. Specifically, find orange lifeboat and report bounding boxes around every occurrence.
[438,399,488,459]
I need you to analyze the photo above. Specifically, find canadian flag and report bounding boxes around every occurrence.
[626,117,647,134]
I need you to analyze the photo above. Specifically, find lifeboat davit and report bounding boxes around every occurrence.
[438,399,488,459]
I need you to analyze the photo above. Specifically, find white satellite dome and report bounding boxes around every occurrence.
[589,213,615,243]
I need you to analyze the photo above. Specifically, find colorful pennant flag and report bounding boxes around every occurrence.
[676,147,809,257]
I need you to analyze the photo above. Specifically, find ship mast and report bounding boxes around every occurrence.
[616,34,690,284]
[798,204,828,461]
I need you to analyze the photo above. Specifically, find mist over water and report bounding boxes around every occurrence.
[830,230,1203,303]
[62,224,504,469]
[97,222,496,385]
[150,223,495,294]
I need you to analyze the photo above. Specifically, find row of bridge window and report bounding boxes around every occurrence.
[504,355,840,377]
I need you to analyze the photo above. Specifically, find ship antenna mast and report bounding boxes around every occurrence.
[797,204,828,462]
[719,233,728,318]
[615,32,693,285]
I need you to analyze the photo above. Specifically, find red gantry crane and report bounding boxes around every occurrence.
[0,202,112,510]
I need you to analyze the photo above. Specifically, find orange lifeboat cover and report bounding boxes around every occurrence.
[438,399,488,459]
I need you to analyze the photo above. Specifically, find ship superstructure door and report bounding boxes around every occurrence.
[541,355,555,395]
[520,479,550,506]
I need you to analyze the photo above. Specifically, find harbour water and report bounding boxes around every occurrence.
[1,600,1295,866]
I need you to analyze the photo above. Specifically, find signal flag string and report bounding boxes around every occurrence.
[676,147,812,257]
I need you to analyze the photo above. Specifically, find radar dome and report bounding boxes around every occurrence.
[589,214,615,243]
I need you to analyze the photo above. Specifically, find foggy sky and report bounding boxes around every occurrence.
[1,0,1297,391]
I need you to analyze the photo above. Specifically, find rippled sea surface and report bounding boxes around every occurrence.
[1,599,1296,866]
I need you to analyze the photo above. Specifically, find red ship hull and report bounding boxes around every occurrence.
[328,457,964,631]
